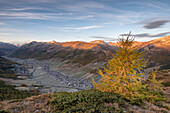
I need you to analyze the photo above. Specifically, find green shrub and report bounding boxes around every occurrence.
[0,110,9,113]
[0,80,39,101]
[50,89,125,112]
[163,74,169,76]
[161,70,167,73]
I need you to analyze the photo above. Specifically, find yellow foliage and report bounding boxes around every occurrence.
[92,32,164,103]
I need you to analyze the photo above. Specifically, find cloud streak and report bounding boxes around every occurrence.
[63,1,108,12]
[91,36,117,41]
[9,7,44,11]
[59,26,102,30]
[0,12,73,20]
[120,32,170,38]
[143,20,170,29]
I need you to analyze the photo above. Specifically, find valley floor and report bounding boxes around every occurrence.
[2,56,93,93]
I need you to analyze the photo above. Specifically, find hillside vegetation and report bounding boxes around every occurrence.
[0,80,39,101]
[0,57,39,101]
[0,87,169,113]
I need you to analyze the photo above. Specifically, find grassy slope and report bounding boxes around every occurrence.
[0,87,169,113]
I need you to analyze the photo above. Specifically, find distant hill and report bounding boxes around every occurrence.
[10,36,170,67]
[0,42,18,55]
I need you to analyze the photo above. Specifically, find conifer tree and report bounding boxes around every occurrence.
[92,32,163,103]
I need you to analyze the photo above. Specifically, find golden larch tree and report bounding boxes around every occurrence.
[92,32,163,103]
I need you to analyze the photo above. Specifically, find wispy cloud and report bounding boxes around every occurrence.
[9,7,44,11]
[122,1,169,11]
[120,32,170,38]
[146,0,170,12]
[91,36,117,41]
[143,20,170,29]
[63,1,108,12]
[59,26,102,30]
[0,10,95,21]
[0,27,27,32]
[150,32,170,37]
[0,12,73,20]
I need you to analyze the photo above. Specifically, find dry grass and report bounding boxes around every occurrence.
[0,94,54,113]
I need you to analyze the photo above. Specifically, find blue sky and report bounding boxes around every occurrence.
[0,0,170,44]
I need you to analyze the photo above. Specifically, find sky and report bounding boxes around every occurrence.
[0,0,170,44]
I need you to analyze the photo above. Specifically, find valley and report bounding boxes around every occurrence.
[0,36,169,113]
[0,0,170,112]
[1,36,170,94]
[2,56,93,93]
[0,36,170,113]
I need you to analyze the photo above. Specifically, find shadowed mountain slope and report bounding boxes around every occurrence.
[10,36,170,67]
[10,41,115,66]
[0,42,18,55]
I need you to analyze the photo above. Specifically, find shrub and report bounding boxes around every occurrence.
[0,80,39,101]
[50,89,125,112]
[163,74,169,76]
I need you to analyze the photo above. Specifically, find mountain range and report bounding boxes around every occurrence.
[0,36,169,79]
[9,36,170,68]
[0,36,170,113]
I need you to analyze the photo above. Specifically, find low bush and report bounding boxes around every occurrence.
[0,80,39,101]
[50,89,126,112]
